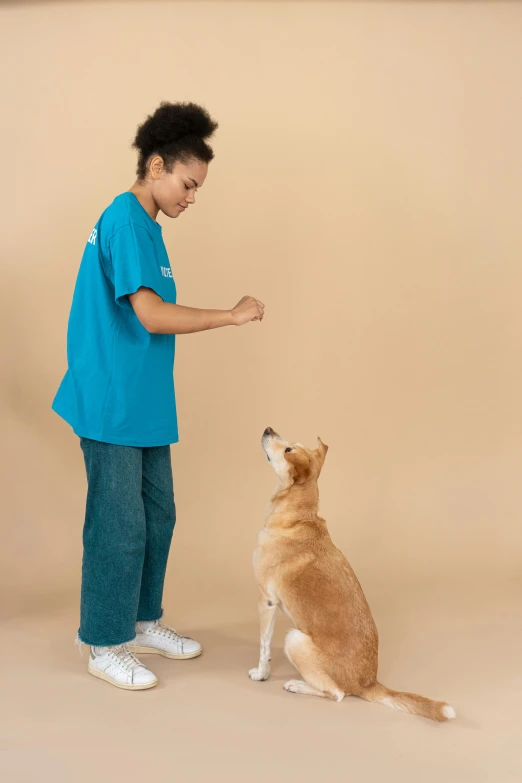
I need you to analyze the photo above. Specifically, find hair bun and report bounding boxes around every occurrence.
[134,101,217,155]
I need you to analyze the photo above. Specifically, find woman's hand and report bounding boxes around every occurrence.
[230,296,265,326]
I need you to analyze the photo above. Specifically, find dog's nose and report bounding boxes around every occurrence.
[263,427,274,437]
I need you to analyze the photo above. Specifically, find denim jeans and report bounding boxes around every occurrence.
[78,438,176,646]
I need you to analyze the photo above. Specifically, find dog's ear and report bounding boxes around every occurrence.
[284,449,312,484]
[315,437,329,474]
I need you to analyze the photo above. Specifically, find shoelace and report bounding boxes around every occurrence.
[154,622,185,644]
[109,644,144,676]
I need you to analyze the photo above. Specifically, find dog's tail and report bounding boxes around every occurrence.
[359,681,456,722]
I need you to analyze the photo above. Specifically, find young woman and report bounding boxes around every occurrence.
[53,102,265,690]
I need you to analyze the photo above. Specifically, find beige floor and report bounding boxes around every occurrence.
[2,581,521,783]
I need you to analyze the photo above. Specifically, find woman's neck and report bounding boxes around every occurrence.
[129,181,159,222]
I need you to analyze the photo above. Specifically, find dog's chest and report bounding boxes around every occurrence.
[252,529,278,579]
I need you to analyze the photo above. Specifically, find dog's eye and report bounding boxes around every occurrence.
[267,455,271,462]
[285,447,292,453]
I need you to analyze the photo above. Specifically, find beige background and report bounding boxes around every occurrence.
[1,1,521,781]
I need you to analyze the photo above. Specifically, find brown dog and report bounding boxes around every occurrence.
[249,427,456,722]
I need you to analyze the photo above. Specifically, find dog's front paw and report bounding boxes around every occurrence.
[249,667,270,681]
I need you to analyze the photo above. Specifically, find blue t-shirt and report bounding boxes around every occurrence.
[52,192,178,447]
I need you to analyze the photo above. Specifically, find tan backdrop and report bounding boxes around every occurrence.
[2,0,521,619]
[2,2,522,781]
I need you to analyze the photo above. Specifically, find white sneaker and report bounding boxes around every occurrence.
[132,620,202,660]
[88,644,158,690]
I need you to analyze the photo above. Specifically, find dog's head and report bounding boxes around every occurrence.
[261,427,328,486]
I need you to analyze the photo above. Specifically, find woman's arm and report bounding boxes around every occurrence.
[128,288,265,335]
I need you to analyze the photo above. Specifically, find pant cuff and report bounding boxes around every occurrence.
[76,629,137,647]
[136,608,164,623]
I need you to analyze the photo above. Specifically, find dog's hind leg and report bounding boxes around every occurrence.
[284,629,344,702]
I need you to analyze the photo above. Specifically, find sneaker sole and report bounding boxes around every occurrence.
[131,645,203,660]
[88,664,158,690]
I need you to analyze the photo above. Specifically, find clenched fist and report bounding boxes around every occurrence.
[230,296,265,326]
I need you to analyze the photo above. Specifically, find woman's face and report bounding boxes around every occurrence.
[150,157,208,219]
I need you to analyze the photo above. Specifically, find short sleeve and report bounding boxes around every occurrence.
[107,223,161,307]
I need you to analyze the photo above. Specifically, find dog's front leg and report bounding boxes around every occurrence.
[249,593,278,681]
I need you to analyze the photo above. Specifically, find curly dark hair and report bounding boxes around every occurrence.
[132,101,218,180]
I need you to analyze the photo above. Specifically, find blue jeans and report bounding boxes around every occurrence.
[78,438,176,646]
